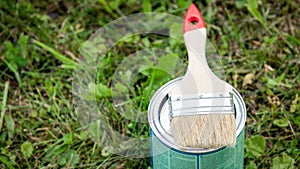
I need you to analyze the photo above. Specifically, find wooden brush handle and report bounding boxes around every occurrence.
[183,3,211,77]
[184,29,210,75]
[181,4,230,94]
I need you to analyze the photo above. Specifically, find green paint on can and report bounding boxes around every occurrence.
[148,78,246,169]
[151,129,245,169]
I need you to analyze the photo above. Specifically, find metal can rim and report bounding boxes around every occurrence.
[148,77,246,154]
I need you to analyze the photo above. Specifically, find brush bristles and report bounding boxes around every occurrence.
[172,114,236,149]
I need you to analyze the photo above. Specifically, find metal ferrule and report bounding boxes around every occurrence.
[169,93,234,117]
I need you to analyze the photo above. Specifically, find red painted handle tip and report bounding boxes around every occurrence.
[183,3,206,33]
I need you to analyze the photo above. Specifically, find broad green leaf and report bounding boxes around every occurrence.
[292,116,300,128]
[177,0,186,8]
[266,78,277,88]
[246,0,264,25]
[88,83,112,98]
[275,73,285,83]
[169,23,182,39]
[21,141,33,158]
[96,83,113,97]
[0,133,6,143]
[290,138,298,148]
[245,135,266,157]
[78,131,88,140]
[247,0,258,9]
[273,118,289,128]
[58,150,79,166]
[263,36,278,45]
[246,161,257,169]
[5,50,19,70]
[234,0,248,9]
[18,33,29,58]
[156,54,178,73]
[178,0,192,8]
[109,1,120,10]
[63,133,74,145]
[123,34,140,43]
[142,0,152,12]
[115,83,128,93]
[247,8,263,24]
[141,37,150,47]
[139,69,171,89]
[4,114,15,140]
[4,34,28,69]
[15,57,27,68]
[5,49,27,68]
[272,153,295,169]
[58,156,67,166]
[4,41,14,52]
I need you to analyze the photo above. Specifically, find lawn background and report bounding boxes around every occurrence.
[0,0,299,168]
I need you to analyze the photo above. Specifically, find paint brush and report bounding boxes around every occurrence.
[169,3,236,149]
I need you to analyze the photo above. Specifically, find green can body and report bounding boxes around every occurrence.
[148,78,246,169]
[150,129,245,169]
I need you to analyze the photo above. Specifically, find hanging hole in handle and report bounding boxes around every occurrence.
[188,16,200,25]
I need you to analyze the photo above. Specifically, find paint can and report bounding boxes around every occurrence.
[148,77,246,169]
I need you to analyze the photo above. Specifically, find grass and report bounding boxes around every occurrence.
[0,0,299,168]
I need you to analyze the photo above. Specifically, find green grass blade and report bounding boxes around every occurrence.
[3,60,21,86]
[0,81,9,131]
[33,40,78,69]
[0,155,15,169]
[99,0,118,18]
[287,34,300,46]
